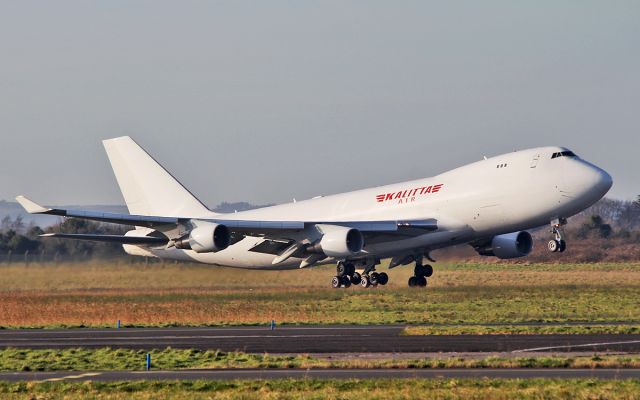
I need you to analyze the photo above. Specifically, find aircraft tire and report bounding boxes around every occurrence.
[341,276,351,288]
[370,272,380,285]
[378,272,389,285]
[351,272,362,285]
[336,263,347,276]
[559,240,567,252]
[417,276,427,287]
[415,264,433,277]
[548,240,560,252]
[408,276,417,287]
[360,275,371,288]
[331,276,341,288]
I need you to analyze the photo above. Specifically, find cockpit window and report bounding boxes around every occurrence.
[551,151,577,159]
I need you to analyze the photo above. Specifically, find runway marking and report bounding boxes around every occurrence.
[512,340,640,353]
[38,372,102,382]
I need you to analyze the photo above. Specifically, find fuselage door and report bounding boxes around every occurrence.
[530,154,540,168]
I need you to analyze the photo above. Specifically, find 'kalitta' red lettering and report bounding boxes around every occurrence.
[375,183,445,203]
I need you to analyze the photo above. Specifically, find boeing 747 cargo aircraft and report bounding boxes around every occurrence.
[17,137,612,288]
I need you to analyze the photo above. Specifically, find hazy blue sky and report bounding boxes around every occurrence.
[1,1,638,207]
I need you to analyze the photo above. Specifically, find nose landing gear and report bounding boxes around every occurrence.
[548,218,567,253]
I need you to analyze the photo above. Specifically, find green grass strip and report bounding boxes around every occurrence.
[1,379,640,399]
[403,325,640,335]
[2,348,640,371]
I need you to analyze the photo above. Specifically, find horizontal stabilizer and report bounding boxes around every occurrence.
[41,233,168,245]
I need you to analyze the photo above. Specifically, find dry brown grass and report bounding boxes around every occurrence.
[0,262,638,328]
[1,261,639,291]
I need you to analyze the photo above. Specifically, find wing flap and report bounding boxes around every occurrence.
[41,233,168,245]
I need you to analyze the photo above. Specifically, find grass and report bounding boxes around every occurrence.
[3,348,640,371]
[403,325,640,335]
[1,379,640,399]
[0,262,639,328]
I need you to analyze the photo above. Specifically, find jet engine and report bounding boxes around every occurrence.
[307,224,365,258]
[475,231,533,259]
[175,222,231,253]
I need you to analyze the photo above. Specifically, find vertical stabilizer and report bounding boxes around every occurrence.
[103,136,212,217]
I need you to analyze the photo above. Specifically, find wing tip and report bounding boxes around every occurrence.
[102,136,133,146]
[15,195,51,214]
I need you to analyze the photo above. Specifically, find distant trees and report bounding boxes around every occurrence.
[573,198,640,232]
[0,216,126,260]
[576,215,613,239]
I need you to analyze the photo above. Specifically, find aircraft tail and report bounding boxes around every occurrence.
[103,136,212,217]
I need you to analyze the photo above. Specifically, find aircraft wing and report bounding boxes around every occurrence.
[16,195,437,236]
[16,195,181,228]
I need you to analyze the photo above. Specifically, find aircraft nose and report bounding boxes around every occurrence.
[588,165,613,197]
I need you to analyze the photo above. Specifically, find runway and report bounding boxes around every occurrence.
[1,368,640,382]
[1,326,640,353]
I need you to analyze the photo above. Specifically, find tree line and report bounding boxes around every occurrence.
[0,216,126,260]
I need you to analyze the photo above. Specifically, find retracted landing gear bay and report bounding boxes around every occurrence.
[548,218,567,253]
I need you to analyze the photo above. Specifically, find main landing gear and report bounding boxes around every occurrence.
[548,218,567,253]
[408,261,433,288]
[331,261,388,289]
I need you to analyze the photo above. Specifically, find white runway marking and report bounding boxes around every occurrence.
[512,340,640,353]
[38,372,101,382]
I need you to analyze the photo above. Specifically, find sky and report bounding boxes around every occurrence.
[0,1,638,207]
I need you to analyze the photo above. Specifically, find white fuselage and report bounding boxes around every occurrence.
[125,146,612,269]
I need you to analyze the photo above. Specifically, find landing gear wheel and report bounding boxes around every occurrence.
[414,264,434,278]
[341,275,351,288]
[377,272,389,286]
[331,276,341,288]
[408,276,418,287]
[370,272,380,285]
[559,240,567,253]
[423,265,433,277]
[350,272,362,285]
[360,275,371,288]
[549,219,567,254]
[415,264,434,277]
[336,263,347,276]
[417,276,427,287]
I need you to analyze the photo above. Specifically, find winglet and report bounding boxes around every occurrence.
[15,195,52,214]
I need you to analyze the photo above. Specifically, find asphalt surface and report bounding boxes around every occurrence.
[1,326,640,353]
[1,369,639,382]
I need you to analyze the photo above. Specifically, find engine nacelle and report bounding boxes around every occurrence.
[175,222,230,253]
[478,231,533,259]
[309,224,364,258]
